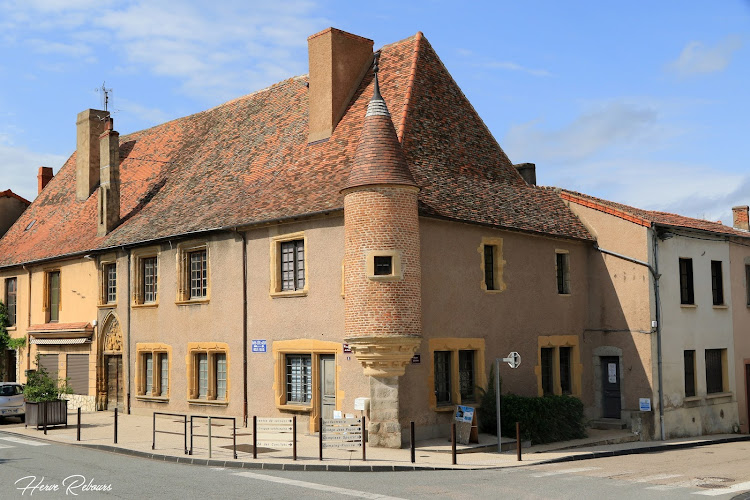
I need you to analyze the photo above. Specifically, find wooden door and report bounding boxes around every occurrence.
[319,355,336,420]
[106,355,123,410]
[601,356,621,419]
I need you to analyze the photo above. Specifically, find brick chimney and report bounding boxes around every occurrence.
[732,205,749,231]
[307,28,373,143]
[76,109,110,201]
[37,167,53,194]
[97,118,120,236]
[514,163,537,185]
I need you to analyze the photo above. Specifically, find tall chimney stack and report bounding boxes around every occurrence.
[307,28,373,143]
[76,109,110,201]
[732,205,749,231]
[37,167,53,194]
[514,163,537,185]
[97,118,120,236]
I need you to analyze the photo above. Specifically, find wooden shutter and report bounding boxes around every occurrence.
[67,354,89,395]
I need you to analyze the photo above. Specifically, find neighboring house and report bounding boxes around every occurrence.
[0,189,31,239]
[560,190,750,439]
[729,206,750,434]
[0,28,602,446]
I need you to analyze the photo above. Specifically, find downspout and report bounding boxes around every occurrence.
[593,242,665,441]
[23,265,32,373]
[239,229,249,427]
[126,247,132,414]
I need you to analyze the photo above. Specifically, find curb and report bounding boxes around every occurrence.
[533,435,750,465]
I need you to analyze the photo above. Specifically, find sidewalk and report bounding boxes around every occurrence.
[3,411,749,472]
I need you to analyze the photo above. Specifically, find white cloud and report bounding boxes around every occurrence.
[114,98,170,126]
[480,60,552,77]
[667,35,743,77]
[0,134,67,202]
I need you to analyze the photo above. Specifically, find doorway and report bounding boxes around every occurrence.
[3,350,16,382]
[105,355,123,411]
[601,356,621,419]
[319,354,336,420]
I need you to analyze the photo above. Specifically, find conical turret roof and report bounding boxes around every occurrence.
[342,54,417,191]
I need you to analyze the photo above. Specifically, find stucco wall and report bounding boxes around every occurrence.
[730,239,750,433]
[658,230,738,437]
[564,202,655,428]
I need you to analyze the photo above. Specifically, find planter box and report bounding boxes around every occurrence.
[25,400,68,429]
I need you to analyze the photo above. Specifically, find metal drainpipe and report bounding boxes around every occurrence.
[126,247,132,414]
[240,229,248,428]
[23,265,32,373]
[593,242,665,440]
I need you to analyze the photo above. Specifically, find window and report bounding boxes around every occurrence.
[746,265,750,306]
[190,250,207,298]
[428,339,485,409]
[374,256,392,276]
[556,251,571,294]
[484,245,496,290]
[535,337,581,397]
[281,240,305,291]
[100,263,116,304]
[270,233,308,296]
[684,350,696,397]
[5,277,17,327]
[559,346,572,395]
[143,258,157,303]
[187,343,228,402]
[136,345,170,398]
[679,258,694,305]
[540,347,554,395]
[133,250,159,306]
[286,354,312,404]
[434,351,452,405]
[45,270,61,322]
[176,243,209,302]
[479,237,505,292]
[711,260,724,305]
[705,349,726,394]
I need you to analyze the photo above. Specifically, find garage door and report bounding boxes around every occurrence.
[38,353,59,380]
[67,354,89,395]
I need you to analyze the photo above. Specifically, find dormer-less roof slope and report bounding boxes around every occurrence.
[560,189,750,238]
[0,33,592,268]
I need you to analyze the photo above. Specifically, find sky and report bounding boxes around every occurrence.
[1,0,748,224]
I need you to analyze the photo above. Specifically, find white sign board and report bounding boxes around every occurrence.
[639,398,652,411]
[354,397,369,411]
[608,363,617,383]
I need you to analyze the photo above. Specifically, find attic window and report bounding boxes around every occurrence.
[25,220,36,231]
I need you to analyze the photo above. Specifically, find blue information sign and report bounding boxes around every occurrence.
[251,340,267,353]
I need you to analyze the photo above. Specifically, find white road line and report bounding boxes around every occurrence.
[633,473,683,483]
[0,437,49,446]
[233,471,407,499]
[531,467,600,477]
[0,444,14,449]
[692,480,750,496]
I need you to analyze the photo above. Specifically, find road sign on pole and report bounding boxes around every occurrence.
[503,351,521,369]
[496,351,521,453]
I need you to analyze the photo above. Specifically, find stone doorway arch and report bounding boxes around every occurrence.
[96,312,124,411]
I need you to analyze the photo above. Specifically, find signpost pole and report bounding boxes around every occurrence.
[495,358,501,453]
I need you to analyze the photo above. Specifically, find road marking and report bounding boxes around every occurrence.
[531,467,600,477]
[233,471,407,499]
[0,437,49,446]
[0,444,14,449]
[633,473,683,483]
[692,480,750,496]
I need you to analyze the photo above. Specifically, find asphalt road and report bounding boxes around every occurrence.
[1,428,749,499]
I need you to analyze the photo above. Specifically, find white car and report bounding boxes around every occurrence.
[0,382,25,422]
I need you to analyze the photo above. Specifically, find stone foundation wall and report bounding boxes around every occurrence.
[62,393,97,412]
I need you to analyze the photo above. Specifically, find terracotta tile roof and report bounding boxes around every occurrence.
[559,189,750,238]
[0,33,592,268]
[28,322,93,333]
[0,189,31,206]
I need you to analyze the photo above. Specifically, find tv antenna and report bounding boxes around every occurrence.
[95,81,113,111]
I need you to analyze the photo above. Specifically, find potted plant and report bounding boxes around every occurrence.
[24,356,72,429]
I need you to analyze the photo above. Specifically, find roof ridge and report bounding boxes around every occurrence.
[397,32,423,143]
[0,189,31,205]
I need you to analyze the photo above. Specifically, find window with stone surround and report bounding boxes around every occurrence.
[99,261,117,305]
[136,344,170,399]
[176,242,209,303]
[270,232,308,297]
[429,339,485,410]
[479,237,505,293]
[43,270,61,322]
[187,343,228,404]
[535,336,582,397]
[285,354,312,404]
[272,339,340,414]
[555,251,571,294]
[132,249,159,306]
[5,277,17,327]
[366,250,402,281]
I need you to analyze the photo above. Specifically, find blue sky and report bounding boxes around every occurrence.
[1,0,748,224]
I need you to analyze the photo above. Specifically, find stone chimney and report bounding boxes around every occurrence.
[97,118,120,236]
[307,28,373,143]
[515,163,537,185]
[732,205,749,231]
[76,109,110,201]
[37,167,53,194]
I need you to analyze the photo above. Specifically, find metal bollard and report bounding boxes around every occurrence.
[362,416,366,462]
[252,416,257,459]
[208,416,212,459]
[77,408,81,441]
[292,416,297,461]
[451,422,457,465]
[516,421,521,461]
[114,407,118,444]
[43,403,48,435]
[410,421,416,463]
[318,417,323,461]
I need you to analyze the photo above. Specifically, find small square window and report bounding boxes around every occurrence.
[374,256,393,276]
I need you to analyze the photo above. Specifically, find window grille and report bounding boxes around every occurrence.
[458,350,475,401]
[434,351,451,404]
[286,354,312,403]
